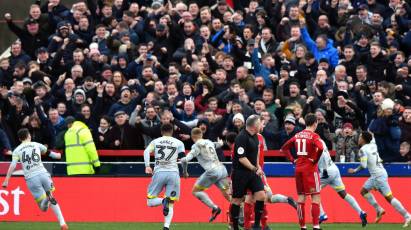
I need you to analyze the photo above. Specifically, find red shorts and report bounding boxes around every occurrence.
[295,171,320,195]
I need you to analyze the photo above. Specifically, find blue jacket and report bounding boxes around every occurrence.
[301,27,339,68]
[251,48,276,88]
[368,116,402,162]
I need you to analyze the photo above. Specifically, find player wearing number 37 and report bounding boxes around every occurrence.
[2,128,68,230]
[281,113,324,230]
[144,124,186,230]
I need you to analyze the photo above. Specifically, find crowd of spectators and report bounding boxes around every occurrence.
[0,0,411,163]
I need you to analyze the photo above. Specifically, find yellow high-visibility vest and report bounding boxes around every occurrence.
[64,121,100,175]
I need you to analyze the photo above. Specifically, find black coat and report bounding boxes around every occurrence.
[106,123,144,149]
[7,21,49,58]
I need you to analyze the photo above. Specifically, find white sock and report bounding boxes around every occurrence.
[193,191,217,209]
[364,193,383,213]
[271,194,288,203]
[164,204,174,228]
[344,194,363,215]
[320,203,326,216]
[391,198,410,218]
[147,198,163,207]
[51,204,66,226]
[40,198,49,211]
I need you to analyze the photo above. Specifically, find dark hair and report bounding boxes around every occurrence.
[361,131,373,144]
[17,128,30,141]
[161,123,174,134]
[304,113,317,126]
[226,132,237,144]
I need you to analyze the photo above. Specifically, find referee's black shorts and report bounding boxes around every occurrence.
[231,170,265,198]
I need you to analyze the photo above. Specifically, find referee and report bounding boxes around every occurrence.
[230,115,266,230]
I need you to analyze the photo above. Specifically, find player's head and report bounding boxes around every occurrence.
[359,131,373,146]
[304,113,318,129]
[245,114,261,134]
[191,127,203,142]
[17,128,31,142]
[161,123,174,136]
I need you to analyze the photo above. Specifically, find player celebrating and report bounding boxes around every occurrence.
[348,131,411,227]
[318,139,367,226]
[2,128,68,230]
[144,124,186,230]
[180,128,231,222]
[281,113,324,230]
[243,132,297,230]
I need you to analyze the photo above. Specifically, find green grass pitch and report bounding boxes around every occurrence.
[0,223,406,230]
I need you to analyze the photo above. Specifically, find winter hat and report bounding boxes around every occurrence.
[74,88,86,98]
[233,113,245,123]
[381,98,394,110]
[120,86,131,94]
[342,122,353,130]
[88,48,100,58]
[284,115,296,125]
[89,42,99,50]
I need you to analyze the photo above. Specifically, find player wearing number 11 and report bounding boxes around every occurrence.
[281,113,324,230]
[144,124,186,230]
[2,128,68,230]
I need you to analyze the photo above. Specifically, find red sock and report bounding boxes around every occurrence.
[261,204,268,228]
[311,203,320,227]
[244,202,254,229]
[297,202,306,228]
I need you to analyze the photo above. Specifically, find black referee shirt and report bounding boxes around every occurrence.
[232,128,259,171]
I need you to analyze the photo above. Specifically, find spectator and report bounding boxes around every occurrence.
[333,122,360,162]
[106,110,144,150]
[96,116,112,150]
[369,98,402,162]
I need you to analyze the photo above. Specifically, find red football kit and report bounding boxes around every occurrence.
[281,129,323,195]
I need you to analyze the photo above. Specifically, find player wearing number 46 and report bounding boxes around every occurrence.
[180,128,231,223]
[144,124,186,230]
[2,128,68,230]
[281,113,324,230]
[348,131,411,228]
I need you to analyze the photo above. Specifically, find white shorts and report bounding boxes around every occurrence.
[26,172,55,203]
[363,173,392,197]
[320,167,346,192]
[147,171,180,201]
[195,165,229,191]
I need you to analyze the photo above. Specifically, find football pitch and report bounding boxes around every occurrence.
[0,222,406,230]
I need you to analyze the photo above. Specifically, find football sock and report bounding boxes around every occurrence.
[164,204,174,228]
[147,198,163,207]
[364,193,383,212]
[344,194,363,215]
[244,202,253,229]
[391,198,409,218]
[253,200,264,228]
[230,204,240,230]
[312,203,320,227]
[51,204,66,226]
[297,202,306,228]
[261,204,268,228]
[193,191,217,209]
[271,194,288,203]
[320,203,326,216]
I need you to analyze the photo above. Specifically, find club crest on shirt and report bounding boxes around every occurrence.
[237,147,244,155]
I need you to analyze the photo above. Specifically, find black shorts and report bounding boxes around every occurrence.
[231,170,264,198]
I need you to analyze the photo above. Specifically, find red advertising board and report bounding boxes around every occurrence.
[0,177,410,223]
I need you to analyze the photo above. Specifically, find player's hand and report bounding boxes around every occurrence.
[348,168,356,174]
[2,180,8,188]
[145,167,153,175]
[321,169,329,179]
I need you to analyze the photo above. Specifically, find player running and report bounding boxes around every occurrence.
[180,128,231,222]
[348,131,411,227]
[2,128,68,230]
[243,132,297,230]
[281,113,324,230]
[144,124,186,230]
[317,139,367,227]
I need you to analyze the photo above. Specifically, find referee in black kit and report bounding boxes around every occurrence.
[230,115,266,230]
